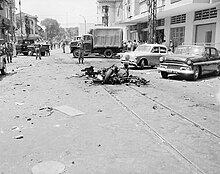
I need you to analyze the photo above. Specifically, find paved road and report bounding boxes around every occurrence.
[0,48,219,174]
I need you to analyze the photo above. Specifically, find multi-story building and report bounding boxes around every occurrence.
[0,0,16,42]
[15,12,39,40]
[97,0,220,50]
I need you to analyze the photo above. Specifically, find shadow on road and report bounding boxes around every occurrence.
[167,73,220,82]
[0,72,17,81]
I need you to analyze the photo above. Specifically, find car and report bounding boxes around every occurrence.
[0,49,6,75]
[16,39,35,56]
[27,43,50,56]
[119,43,169,69]
[158,45,220,80]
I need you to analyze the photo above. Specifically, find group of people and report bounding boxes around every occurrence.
[123,40,139,52]
[0,42,15,63]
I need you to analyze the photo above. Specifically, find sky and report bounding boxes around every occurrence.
[15,0,98,28]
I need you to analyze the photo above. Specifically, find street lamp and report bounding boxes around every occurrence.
[19,0,23,40]
[80,15,86,34]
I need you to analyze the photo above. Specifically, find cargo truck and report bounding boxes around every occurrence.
[71,27,123,58]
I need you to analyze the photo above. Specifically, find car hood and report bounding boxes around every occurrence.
[120,51,148,60]
[164,54,202,62]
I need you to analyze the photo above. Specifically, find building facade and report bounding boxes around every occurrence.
[15,12,39,40]
[97,0,220,50]
[0,0,16,42]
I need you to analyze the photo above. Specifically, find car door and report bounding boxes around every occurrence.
[207,48,219,72]
[147,46,161,66]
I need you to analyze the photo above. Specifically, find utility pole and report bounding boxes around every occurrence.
[147,0,157,44]
[19,0,23,40]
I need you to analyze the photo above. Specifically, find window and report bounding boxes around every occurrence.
[170,27,185,48]
[195,8,217,21]
[160,47,167,53]
[151,47,159,53]
[171,0,181,4]
[210,48,216,58]
[171,14,186,24]
[157,19,165,27]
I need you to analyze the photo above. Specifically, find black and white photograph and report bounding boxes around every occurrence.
[0,0,220,173]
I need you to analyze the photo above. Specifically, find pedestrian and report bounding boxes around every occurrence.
[35,44,41,60]
[127,40,132,51]
[169,40,174,52]
[77,39,84,64]
[5,43,11,63]
[132,40,138,51]
[62,41,66,53]
[8,43,13,63]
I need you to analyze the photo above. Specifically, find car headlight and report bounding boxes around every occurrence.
[159,57,164,62]
[186,59,192,65]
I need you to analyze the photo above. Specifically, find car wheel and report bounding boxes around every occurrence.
[1,61,6,75]
[73,49,79,58]
[190,66,200,81]
[23,52,28,56]
[161,71,168,79]
[214,65,220,76]
[104,49,113,58]
[140,59,147,69]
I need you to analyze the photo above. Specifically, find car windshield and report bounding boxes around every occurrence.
[174,46,204,55]
[135,45,151,52]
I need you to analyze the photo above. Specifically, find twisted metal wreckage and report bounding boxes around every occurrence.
[80,65,150,86]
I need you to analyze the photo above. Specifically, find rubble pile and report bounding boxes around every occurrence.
[81,65,150,86]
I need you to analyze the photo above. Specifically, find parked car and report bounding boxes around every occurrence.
[16,39,35,56]
[158,45,220,80]
[27,43,50,56]
[0,49,6,75]
[119,44,169,69]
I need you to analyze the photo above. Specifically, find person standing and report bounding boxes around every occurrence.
[35,44,41,60]
[77,39,84,64]
[62,41,66,53]
[8,43,13,63]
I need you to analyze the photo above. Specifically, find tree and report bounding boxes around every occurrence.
[41,18,60,40]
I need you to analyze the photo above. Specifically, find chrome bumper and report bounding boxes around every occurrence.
[158,65,194,75]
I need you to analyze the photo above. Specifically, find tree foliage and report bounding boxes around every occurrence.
[40,18,61,40]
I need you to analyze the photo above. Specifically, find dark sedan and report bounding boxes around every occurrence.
[158,45,220,80]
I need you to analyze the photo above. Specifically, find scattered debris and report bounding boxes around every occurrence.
[11,126,20,131]
[27,118,32,121]
[152,105,158,110]
[54,124,60,128]
[98,144,101,147]
[53,105,84,117]
[15,102,24,106]
[14,135,24,139]
[31,161,65,174]
[79,65,150,86]
[97,109,103,112]
[14,115,20,119]
[171,112,175,116]
[39,106,54,117]
[71,161,75,164]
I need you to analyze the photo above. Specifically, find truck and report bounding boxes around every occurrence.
[71,27,123,58]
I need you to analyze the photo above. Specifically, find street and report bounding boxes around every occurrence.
[0,48,219,174]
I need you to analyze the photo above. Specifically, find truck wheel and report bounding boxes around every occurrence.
[73,49,79,58]
[104,49,113,58]
[41,52,45,56]
[189,66,200,81]
[23,52,28,56]
[161,72,168,79]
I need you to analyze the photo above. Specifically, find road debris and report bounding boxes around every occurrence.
[15,102,24,106]
[79,65,150,86]
[53,105,84,117]
[14,135,24,139]
[31,161,65,174]
[39,106,54,117]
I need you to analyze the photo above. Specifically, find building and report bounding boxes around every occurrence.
[97,0,220,50]
[0,0,16,42]
[15,12,39,40]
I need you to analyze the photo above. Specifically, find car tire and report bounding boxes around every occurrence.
[103,68,113,84]
[161,71,168,79]
[73,49,79,58]
[189,66,200,81]
[214,65,220,76]
[104,49,113,58]
[140,59,147,69]
[23,52,28,56]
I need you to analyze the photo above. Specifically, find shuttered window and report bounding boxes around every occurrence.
[194,8,217,21]
[171,14,186,24]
